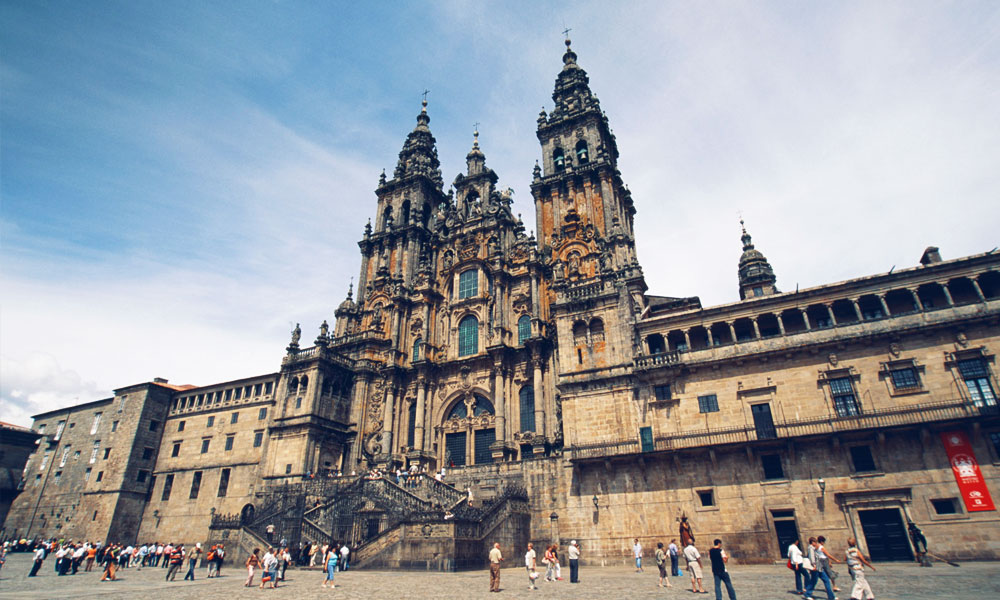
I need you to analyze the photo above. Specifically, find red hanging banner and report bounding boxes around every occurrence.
[940,430,996,512]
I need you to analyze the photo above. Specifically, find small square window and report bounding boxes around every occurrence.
[258,407,268,420]
[265,382,273,394]
[149,420,160,431]
[142,447,154,460]
[207,415,215,427]
[654,385,672,401]
[201,439,211,454]
[84,468,92,481]
[171,442,181,458]
[761,454,785,480]
[850,445,878,473]
[230,412,239,424]
[931,498,958,515]
[178,421,186,432]
[54,471,62,483]
[137,470,148,483]
[698,394,719,413]
[889,367,920,390]
[285,463,292,474]
[225,435,234,451]
[698,490,715,507]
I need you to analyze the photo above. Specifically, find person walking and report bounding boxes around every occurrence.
[261,547,279,589]
[816,536,842,592]
[166,545,185,581]
[339,543,350,571]
[488,542,504,592]
[206,545,219,578]
[525,543,539,590]
[322,544,338,589]
[280,547,291,581]
[655,542,672,588]
[183,543,201,580]
[568,540,580,583]
[683,539,707,594]
[806,537,835,600]
[633,538,644,572]
[788,539,805,596]
[28,544,45,577]
[245,548,261,587]
[85,544,97,572]
[100,545,118,581]
[669,539,681,577]
[709,539,736,600]
[309,542,319,567]
[215,543,225,576]
[845,537,876,600]
[543,544,557,581]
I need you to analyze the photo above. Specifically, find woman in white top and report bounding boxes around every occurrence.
[787,539,805,595]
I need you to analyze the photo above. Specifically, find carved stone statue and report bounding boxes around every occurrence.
[291,323,301,345]
[319,320,329,337]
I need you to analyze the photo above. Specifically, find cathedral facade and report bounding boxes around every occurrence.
[5,40,1000,565]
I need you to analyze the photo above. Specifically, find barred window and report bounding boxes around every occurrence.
[889,367,920,390]
[829,377,861,416]
[698,394,719,413]
[958,358,997,406]
[458,315,478,356]
[518,315,532,345]
[458,269,478,299]
[412,336,422,361]
[654,385,672,401]
[519,386,535,432]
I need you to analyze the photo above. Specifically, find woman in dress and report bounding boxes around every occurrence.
[321,543,339,589]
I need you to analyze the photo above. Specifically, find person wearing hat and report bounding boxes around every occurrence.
[183,543,202,580]
[567,540,581,583]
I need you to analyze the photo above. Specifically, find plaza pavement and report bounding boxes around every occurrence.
[0,552,997,599]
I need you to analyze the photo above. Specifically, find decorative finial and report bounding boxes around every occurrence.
[473,122,480,147]
[347,278,354,300]
[740,217,747,235]
[421,89,429,112]
[563,27,572,43]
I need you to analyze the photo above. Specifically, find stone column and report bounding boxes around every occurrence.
[878,295,891,317]
[494,367,506,442]
[683,330,691,350]
[800,309,811,330]
[414,379,426,451]
[705,327,715,347]
[941,285,954,306]
[971,279,987,302]
[751,319,761,339]
[382,386,395,454]
[851,299,863,321]
[910,288,925,311]
[533,355,545,437]
[727,322,737,343]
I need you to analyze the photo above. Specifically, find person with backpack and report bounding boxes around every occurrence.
[165,544,185,581]
[206,545,218,577]
[655,542,673,588]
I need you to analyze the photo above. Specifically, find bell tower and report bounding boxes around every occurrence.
[532,38,648,374]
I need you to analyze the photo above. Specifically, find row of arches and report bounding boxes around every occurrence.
[645,272,1000,354]
[379,199,433,230]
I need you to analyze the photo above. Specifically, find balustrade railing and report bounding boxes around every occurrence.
[568,397,995,461]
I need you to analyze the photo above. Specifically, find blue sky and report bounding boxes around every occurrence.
[3,1,999,426]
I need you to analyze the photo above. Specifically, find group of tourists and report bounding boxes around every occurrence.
[11,538,225,582]
[788,536,876,600]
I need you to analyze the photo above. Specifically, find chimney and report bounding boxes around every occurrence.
[153,377,169,384]
[919,246,942,266]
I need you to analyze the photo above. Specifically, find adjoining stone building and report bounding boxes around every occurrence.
[4,39,999,565]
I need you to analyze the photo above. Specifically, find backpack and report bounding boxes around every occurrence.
[207,551,215,561]
[655,549,665,566]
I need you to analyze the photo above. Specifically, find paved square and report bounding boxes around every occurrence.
[0,553,998,599]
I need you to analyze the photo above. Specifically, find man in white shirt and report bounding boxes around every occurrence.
[683,541,706,594]
[340,543,350,571]
[525,542,538,590]
[29,544,45,577]
[633,538,643,572]
[567,540,581,583]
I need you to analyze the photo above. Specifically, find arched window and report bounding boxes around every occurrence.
[459,269,478,299]
[458,315,479,356]
[553,148,566,171]
[473,395,495,416]
[412,337,422,361]
[421,202,431,228]
[407,401,417,447]
[589,318,605,343]
[448,402,467,420]
[299,375,308,392]
[401,199,411,226]
[519,386,535,432]
[288,377,299,395]
[382,205,392,229]
[518,315,532,345]
[573,321,588,345]
[575,140,589,164]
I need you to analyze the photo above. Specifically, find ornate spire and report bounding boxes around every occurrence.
[738,219,778,300]
[547,37,601,125]
[392,97,444,188]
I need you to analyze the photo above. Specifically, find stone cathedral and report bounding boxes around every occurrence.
[6,40,1000,567]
